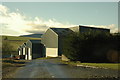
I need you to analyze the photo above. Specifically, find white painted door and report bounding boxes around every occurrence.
[23,47,25,55]
[28,48,32,60]
[18,50,21,55]
[25,55,27,60]
[46,48,58,57]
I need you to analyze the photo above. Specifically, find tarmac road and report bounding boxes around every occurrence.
[13,58,119,78]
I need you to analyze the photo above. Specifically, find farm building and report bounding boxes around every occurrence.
[70,25,110,33]
[18,43,26,59]
[41,28,73,57]
[18,25,110,60]
[41,25,110,58]
[25,40,45,60]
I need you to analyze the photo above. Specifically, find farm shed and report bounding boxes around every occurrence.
[18,43,26,59]
[41,28,73,57]
[70,25,110,33]
[25,40,45,60]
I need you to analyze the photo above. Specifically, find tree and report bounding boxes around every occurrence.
[2,41,14,55]
[62,31,119,62]
[62,32,81,61]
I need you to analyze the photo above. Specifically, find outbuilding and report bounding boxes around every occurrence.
[41,28,73,57]
[41,25,110,58]
[70,25,110,33]
[25,40,45,60]
[18,43,26,59]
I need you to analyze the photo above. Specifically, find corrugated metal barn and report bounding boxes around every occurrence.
[41,25,110,58]
[70,25,110,33]
[25,40,45,60]
[41,28,73,57]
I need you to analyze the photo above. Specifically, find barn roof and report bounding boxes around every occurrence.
[50,28,73,36]
[29,40,41,43]
[20,43,26,48]
[79,25,110,31]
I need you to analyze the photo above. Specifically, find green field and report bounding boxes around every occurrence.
[2,36,41,41]
[2,36,41,55]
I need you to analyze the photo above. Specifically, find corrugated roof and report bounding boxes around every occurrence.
[29,40,41,43]
[50,28,73,36]
[79,25,110,30]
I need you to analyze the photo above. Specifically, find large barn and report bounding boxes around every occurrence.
[70,25,110,33]
[41,25,110,58]
[41,28,73,57]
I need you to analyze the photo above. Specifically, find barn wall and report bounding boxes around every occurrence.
[41,29,58,48]
[32,43,44,59]
[41,29,58,57]
[58,36,65,56]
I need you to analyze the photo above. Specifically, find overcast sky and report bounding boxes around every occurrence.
[0,2,118,36]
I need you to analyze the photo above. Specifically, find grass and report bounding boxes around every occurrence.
[2,58,29,68]
[81,63,119,69]
[2,36,41,55]
[61,61,120,70]
[2,36,41,41]
[2,58,29,78]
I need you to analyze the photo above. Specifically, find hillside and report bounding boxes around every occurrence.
[20,34,43,38]
[2,36,41,55]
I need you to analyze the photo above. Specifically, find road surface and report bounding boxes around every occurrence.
[13,58,118,78]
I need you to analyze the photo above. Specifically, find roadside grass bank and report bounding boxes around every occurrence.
[61,61,120,70]
[2,58,29,78]
[37,57,119,70]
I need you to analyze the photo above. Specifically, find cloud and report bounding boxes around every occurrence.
[0,4,118,36]
[0,4,8,16]
[0,4,74,36]
[0,5,31,36]
[26,17,75,34]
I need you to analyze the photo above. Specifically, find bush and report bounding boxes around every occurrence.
[2,41,14,55]
[62,32,120,62]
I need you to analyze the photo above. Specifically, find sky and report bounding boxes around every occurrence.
[0,2,118,36]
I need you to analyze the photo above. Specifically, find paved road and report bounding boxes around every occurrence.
[13,58,118,78]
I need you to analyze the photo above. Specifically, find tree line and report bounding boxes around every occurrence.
[62,31,120,63]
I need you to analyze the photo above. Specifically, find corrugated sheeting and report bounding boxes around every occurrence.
[41,29,58,48]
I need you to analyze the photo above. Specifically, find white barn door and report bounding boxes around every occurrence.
[46,48,58,57]
[28,48,32,60]
[18,50,21,55]
[23,47,25,55]
[25,54,27,60]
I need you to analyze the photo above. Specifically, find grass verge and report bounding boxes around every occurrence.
[2,58,29,78]
[61,61,120,70]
